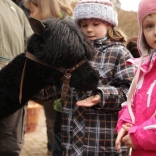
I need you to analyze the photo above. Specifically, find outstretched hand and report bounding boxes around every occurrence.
[76,94,101,107]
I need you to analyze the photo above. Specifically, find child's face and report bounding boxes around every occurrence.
[142,13,156,50]
[80,19,111,41]
[29,2,41,20]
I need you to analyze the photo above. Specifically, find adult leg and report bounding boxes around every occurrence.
[0,106,26,156]
[53,132,62,156]
[43,101,56,152]
[53,111,62,156]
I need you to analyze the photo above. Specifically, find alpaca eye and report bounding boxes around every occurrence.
[58,54,61,58]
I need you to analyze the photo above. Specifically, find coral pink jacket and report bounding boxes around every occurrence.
[116,51,156,156]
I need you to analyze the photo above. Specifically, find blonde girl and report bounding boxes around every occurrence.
[24,0,73,19]
[61,0,135,155]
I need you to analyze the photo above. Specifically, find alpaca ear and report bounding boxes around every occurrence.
[29,17,45,37]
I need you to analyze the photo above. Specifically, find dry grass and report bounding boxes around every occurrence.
[117,9,139,39]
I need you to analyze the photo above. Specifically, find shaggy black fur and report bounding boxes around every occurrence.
[0,18,99,120]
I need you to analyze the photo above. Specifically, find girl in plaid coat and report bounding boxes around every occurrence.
[61,0,135,156]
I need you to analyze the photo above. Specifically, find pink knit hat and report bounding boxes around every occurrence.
[138,0,156,27]
[74,0,118,26]
[137,0,156,56]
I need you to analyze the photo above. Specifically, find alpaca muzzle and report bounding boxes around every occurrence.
[19,52,86,105]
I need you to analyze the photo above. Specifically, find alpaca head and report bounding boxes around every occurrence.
[26,17,99,91]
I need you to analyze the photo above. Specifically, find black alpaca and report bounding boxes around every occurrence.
[0,18,99,120]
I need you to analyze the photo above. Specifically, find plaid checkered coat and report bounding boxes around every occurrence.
[61,37,135,156]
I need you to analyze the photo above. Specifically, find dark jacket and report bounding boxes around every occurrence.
[61,36,135,156]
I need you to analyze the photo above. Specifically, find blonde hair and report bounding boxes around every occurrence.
[108,27,127,43]
[78,19,127,43]
[24,0,73,19]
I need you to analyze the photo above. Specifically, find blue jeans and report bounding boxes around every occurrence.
[53,132,62,156]
[43,101,56,151]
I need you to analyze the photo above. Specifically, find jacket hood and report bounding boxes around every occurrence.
[137,0,156,56]
[137,28,149,57]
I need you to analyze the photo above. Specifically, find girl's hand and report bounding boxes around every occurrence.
[115,123,132,151]
[76,94,101,107]
[122,134,136,149]
[115,128,127,151]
